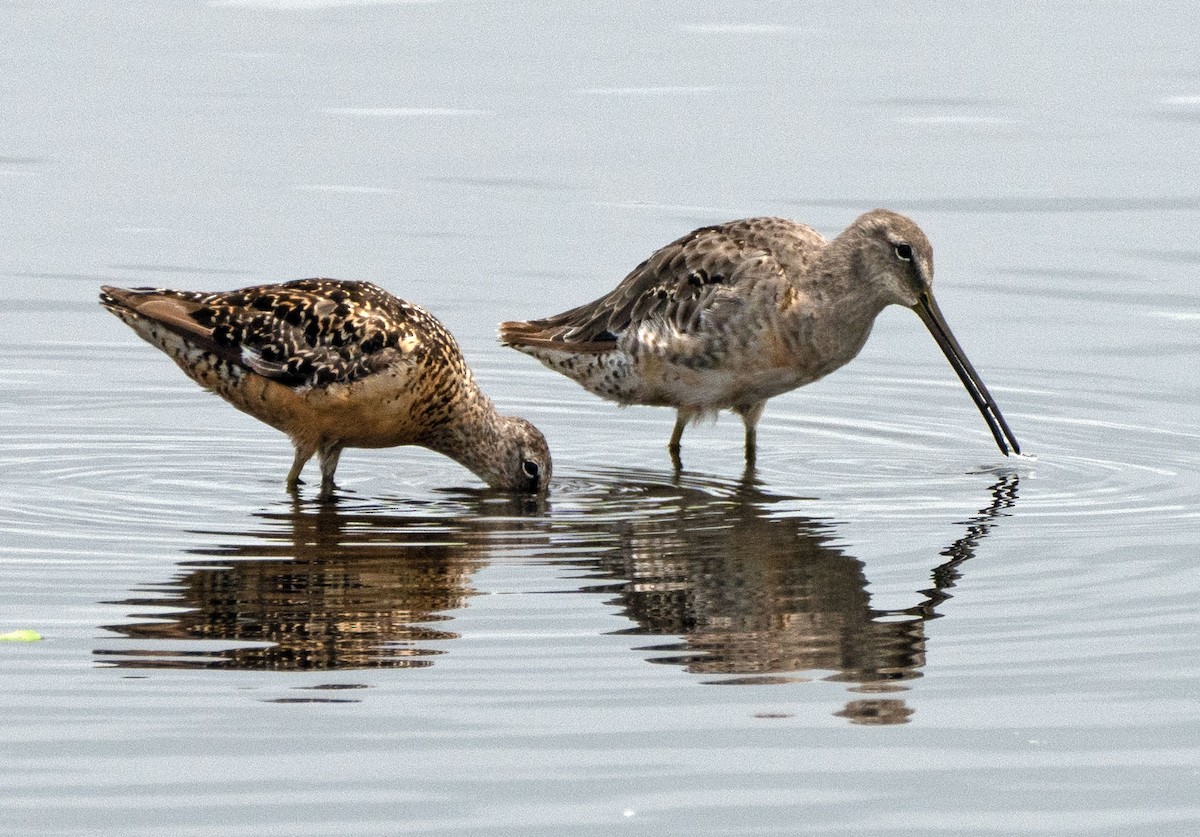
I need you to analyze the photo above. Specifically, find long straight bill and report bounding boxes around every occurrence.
[915,293,1021,456]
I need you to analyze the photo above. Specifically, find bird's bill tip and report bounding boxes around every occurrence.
[915,293,1021,457]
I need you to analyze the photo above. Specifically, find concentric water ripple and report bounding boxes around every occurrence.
[5,337,1191,542]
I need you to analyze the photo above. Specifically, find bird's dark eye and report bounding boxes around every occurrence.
[522,460,540,479]
[894,243,913,262]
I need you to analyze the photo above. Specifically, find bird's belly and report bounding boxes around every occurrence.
[517,337,848,411]
[185,357,423,450]
[638,357,817,409]
[288,374,429,449]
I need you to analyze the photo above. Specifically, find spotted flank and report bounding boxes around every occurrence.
[501,210,1020,463]
[101,279,551,493]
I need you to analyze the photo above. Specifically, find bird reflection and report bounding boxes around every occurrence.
[578,467,1019,724]
[96,492,546,671]
[96,470,1018,725]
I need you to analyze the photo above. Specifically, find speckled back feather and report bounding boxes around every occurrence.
[500,217,826,352]
[101,278,464,391]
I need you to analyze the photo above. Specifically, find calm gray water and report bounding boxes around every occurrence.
[2,1,1199,834]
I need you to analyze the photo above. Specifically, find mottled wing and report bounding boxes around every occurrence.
[103,279,426,389]
[501,218,820,352]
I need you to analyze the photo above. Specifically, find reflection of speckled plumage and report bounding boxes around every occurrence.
[101,279,551,493]
[502,210,1019,463]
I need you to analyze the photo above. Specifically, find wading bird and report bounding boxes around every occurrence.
[501,210,1018,464]
[102,279,551,493]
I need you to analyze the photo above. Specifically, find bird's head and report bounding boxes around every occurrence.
[850,208,935,309]
[487,416,553,493]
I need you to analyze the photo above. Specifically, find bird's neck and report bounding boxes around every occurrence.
[418,378,511,486]
[776,234,893,374]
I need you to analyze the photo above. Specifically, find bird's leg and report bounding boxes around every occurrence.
[317,442,344,491]
[669,445,684,473]
[668,413,687,453]
[735,401,766,465]
[668,408,697,469]
[287,442,315,491]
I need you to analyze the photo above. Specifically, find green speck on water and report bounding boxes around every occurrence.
[0,630,42,642]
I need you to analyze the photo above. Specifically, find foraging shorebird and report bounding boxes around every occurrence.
[501,210,1019,463]
[101,279,551,493]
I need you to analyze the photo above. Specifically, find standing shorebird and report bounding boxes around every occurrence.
[501,210,1019,464]
[101,279,551,493]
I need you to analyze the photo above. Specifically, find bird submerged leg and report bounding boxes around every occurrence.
[668,407,699,469]
[734,401,766,465]
[287,442,315,491]
[318,441,344,490]
[668,412,688,453]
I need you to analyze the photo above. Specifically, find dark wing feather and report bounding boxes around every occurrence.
[501,218,814,351]
[102,279,429,389]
